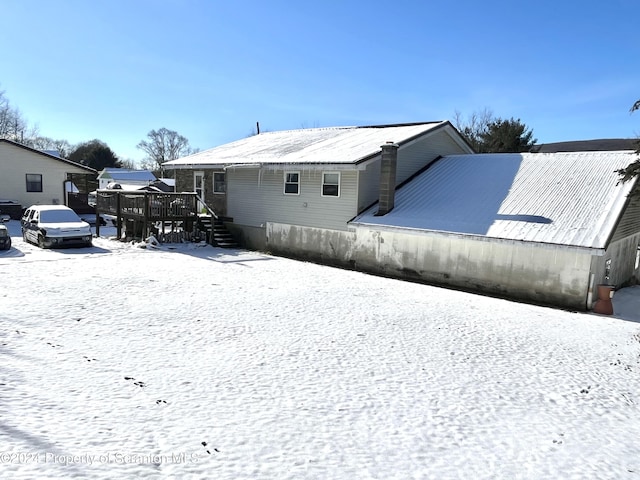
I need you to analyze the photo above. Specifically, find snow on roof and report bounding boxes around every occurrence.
[158,178,176,187]
[352,151,638,250]
[98,169,156,182]
[103,183,154,191]
[163,122,447,168]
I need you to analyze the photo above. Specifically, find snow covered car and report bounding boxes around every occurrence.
[0,221,10,250]
[21,205,92,249]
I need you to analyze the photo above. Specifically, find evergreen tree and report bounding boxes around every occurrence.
[454,110,536,153]
[478,118,537,153]
[68,139,121,170]
[616,100,640,186]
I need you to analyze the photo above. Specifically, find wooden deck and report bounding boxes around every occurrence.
[95,191,203,240]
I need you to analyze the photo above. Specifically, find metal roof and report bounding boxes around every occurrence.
[163,122,448,168]
[98,168,156,181]
[530,138,637,153]
[352,151,638,250]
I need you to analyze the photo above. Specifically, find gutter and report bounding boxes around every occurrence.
[164,162,360,172]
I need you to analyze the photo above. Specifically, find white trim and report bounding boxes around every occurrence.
[283,171,300,195]
[321,171,340,198]
[213,171,226,194]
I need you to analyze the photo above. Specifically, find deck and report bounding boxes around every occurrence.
[95,190,206,241]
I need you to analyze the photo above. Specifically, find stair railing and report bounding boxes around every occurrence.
[195,194,219,221]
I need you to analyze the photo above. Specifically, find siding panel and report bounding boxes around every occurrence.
[357,129,470,212]
[610,195,640,243]
[0,142,93,207]
[228,168,358,231]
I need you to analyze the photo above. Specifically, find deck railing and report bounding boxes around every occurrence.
[95,190,207,240]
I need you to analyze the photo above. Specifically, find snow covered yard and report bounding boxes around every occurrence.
[1,220,640,479]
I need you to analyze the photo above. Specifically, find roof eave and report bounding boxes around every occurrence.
[348,221,606,256]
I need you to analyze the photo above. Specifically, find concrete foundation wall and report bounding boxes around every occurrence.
[226,223,266,251]
[263,222,594,310]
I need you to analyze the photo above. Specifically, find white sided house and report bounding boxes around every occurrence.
[162,121,473,247]
[163,123,639,310]
[0,139,96,215]
[97,168,156,190]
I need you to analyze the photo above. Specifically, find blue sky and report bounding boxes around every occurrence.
[2,0,639,163]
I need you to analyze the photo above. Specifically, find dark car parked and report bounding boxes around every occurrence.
[0,218,11,250]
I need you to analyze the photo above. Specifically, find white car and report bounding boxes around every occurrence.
[21,205,93,249]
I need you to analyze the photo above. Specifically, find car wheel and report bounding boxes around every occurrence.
[37,235,46,249]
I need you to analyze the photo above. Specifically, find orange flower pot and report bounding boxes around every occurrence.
[593,284,614,315]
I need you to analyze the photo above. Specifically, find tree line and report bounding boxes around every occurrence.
[453,108,536,153]
[7,85,638,184]
[0,89,197,173]
[616,100,640,185]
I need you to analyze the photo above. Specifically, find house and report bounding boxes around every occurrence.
[348,150,640,310]
[162,121,473,247]
[163,123,640,310]
[0,139,96,217]
[530,138,637,153]
[97,168,156,190]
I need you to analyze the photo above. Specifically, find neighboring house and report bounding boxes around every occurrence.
[162,121,473,246]
[97,168,156,190]
[156,178,176,192]
[0,139,96,214]
[530,138,637,153]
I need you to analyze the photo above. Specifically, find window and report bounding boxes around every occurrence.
[26,174,43,192]
[213,172,226,193]
[284,172,300,195]
[322,172,340,197]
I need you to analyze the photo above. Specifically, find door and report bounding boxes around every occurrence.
[194,171,205,212]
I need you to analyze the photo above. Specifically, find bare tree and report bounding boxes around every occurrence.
[119,157,136,169]
[137,128,198,170]
[0,89,39,144]
[29,136,72,157]
[452,108,495,152]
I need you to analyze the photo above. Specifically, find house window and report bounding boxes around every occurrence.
[284,172,300,195]
[322,172,340,197]
[213,172,226,193]
[26,174,43,192]
[635,244,640,270]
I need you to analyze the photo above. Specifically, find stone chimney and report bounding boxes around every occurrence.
[375,141,398,216]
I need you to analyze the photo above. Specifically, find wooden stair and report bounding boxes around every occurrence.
[197,215,238,248]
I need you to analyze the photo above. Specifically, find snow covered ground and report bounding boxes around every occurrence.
[1,219,640,479]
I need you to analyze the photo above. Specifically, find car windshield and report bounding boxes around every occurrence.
[40,210,81,223]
